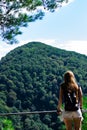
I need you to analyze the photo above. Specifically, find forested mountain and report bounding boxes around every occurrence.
[0,42,87,130]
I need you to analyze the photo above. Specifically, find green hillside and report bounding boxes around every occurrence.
[0,42,87,130]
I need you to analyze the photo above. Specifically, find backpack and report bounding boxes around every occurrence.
[62,86,79,111]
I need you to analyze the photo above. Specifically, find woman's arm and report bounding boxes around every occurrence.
[78,87,83,110]
[57,87,63,113]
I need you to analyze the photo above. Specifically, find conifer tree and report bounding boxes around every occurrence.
[0,0,67,44]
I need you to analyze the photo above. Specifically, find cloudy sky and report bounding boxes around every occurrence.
[0,0,87,59]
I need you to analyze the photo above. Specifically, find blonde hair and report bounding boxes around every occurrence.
[64,70,78,101]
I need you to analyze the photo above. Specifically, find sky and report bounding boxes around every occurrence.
[0,0,87,59]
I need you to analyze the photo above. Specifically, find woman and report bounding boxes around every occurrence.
[57,70,83,130]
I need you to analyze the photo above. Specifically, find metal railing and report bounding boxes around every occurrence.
[0,109,87,116]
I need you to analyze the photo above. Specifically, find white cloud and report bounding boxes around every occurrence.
[0,41,28,60]
[58,41,87,56]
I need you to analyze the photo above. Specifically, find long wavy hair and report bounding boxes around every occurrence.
[63,70,78,101]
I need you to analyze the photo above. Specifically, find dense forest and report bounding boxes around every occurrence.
[0,42,87,130]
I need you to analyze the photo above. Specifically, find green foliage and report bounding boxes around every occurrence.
[0,42,87,129]
[0,0,66,44]
[82,96,87,130]
[0,118,14,130]
[2,119,14,130]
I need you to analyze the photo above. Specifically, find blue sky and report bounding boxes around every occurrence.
[0,0,87,59]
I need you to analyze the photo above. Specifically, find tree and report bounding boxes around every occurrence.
[1,118,14,130]
[0,0,67,44]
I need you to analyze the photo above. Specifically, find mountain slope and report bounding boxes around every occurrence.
[0,41,87,130]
